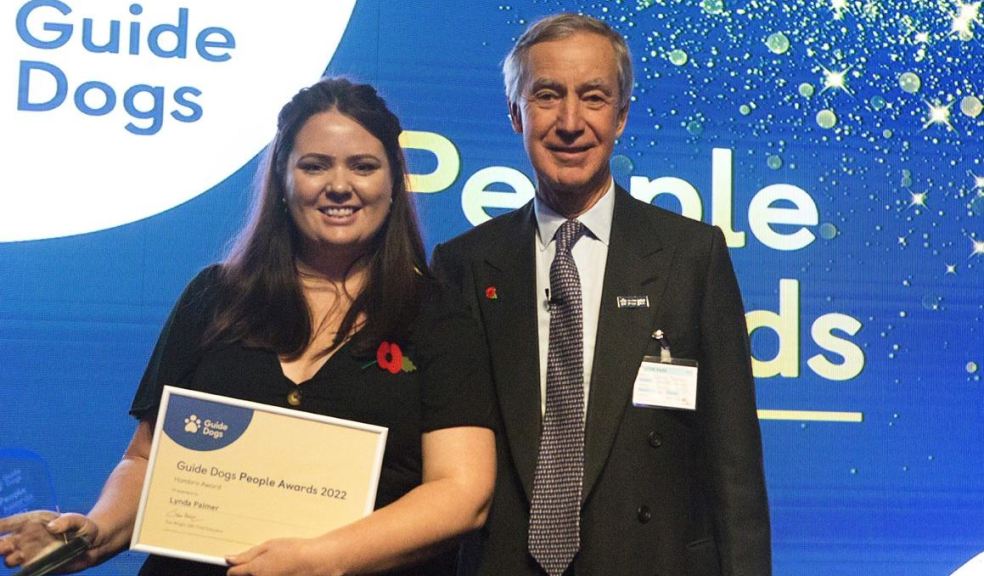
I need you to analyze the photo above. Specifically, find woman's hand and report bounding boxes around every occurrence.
[0,510,99,572]
[0,421,153,573]
[0,510,61,568]
[226,537,324,576]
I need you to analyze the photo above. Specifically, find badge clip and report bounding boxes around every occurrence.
[651,329,672,363]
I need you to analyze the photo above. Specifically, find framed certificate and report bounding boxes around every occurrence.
[131,386,387,565]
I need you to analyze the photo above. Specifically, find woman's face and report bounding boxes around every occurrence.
[285,109,393,264]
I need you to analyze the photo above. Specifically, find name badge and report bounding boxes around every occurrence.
[632,356,699,411]
[616,295,650,309]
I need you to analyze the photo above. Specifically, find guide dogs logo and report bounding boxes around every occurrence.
[183,415,201,433]
[163,394,253,451]
[2,0,357,242]
[182,414,229,439]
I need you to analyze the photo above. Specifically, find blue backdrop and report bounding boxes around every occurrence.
[2,1,982,574]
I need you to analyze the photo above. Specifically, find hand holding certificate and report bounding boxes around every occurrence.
[131,386,387,566]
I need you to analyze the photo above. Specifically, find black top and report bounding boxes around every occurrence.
[130,266,495,576]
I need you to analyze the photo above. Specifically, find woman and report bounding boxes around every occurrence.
[0,78,496,575]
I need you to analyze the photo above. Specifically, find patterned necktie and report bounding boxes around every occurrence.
[529,219,586,576]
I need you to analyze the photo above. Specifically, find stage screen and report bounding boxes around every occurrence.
[2,1,981,574]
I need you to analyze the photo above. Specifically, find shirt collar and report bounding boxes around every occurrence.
[534,179,615,250]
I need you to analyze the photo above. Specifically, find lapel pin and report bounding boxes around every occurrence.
[616,295,650,309]
[485,285,498,300]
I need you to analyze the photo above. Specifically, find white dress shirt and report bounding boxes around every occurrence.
[533,181,614,414]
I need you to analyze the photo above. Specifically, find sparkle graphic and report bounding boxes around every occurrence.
[910,191,928,208]
[945,263,958,274]
[971,171,984,191]
[973,237,984,257]
[821,65,854,95]
[613,0,980,285]
[923,100,954,130]
[863,0,880,19]
[951,1,981,39]
[830,0,850,19]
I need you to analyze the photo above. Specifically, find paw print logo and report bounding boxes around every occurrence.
[184,415,201,434]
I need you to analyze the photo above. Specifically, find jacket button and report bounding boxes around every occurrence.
[287,389,302,407]
[637,506,652,524]
[647,431,663,448]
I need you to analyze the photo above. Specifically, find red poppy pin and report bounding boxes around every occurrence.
[485,286,498,300]
[374,341,417,374]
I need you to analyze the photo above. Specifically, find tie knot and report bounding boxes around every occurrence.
[555,219,585,254]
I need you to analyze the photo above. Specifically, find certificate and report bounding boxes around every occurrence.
[131,386,387,565]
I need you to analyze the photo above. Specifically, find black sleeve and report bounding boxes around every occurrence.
[414,283,496,433]
[697,227,771,574]
[129,265,223,420]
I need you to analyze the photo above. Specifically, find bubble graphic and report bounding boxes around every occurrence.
[739,104,752,115]
[968,362,979,374]
[921,293,942,311]
[686,120,704,135]
[882,129,893,138]
[816,109,838,129]
[970,195,984,216]
[799,83,815,98]
[766,32,790,54]
[960,96,983,118]
[701,0,725,15]
[611,154,634,177]
[767,155,783,169]
[899,72,921,94]
[820,223,839,239]
[870,95,886,110]
[668,49,689,66]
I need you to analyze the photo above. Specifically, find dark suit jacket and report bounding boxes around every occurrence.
[431,187,771,576]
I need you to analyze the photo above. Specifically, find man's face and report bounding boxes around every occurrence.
[510,31,628,217]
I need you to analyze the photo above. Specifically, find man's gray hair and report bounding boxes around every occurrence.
[502,13,634,110]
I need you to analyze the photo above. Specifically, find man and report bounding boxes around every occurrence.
[432,13,771,576]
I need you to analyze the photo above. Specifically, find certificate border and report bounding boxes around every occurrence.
[130,385,388,565]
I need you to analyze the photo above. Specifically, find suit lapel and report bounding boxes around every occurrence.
[476,203,541,501]
[582,189,676,502]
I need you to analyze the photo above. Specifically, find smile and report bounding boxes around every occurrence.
[548,145,593,164]
[318,206,359,218]
[549,145,592,155]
